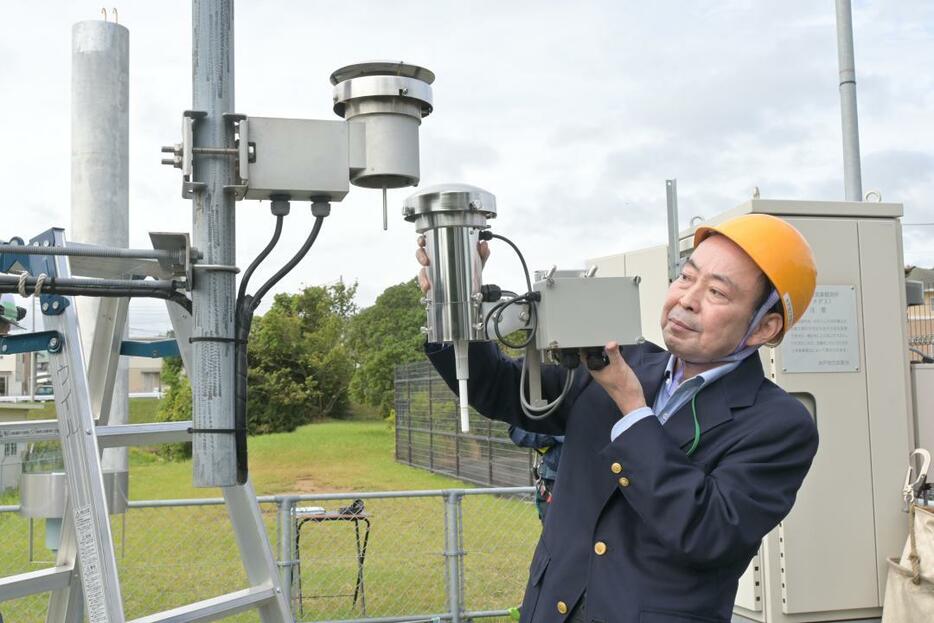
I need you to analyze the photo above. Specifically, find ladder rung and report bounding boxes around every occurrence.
[0,420,192,446]
[0,565,74,600]
[128,585,277,623]
[97,422,192,447]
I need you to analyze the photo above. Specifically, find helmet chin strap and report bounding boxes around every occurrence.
[680,289,781,366]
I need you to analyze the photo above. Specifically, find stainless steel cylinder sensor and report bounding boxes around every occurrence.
[331,61,434,190]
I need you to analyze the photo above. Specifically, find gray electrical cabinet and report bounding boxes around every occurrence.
[589,199,914,623]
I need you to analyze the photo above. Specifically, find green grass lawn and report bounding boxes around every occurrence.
[0,402,540,622]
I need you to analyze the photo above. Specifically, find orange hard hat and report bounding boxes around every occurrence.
[694,214,817,336]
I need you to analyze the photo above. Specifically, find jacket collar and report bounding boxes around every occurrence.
[638,344,765,450]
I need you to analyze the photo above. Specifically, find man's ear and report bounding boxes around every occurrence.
[746,312,784,348]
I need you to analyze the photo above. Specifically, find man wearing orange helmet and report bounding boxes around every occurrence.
[421,213,820,623]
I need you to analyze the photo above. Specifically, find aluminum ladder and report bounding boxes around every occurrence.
[0,228,292,622]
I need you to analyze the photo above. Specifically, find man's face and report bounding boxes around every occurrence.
[660,234,766,363]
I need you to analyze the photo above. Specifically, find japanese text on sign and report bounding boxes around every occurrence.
[781,285,860,373]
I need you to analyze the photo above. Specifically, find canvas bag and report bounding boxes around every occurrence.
[882,450,934,622]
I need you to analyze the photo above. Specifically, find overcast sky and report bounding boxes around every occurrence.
[2,1,932,335]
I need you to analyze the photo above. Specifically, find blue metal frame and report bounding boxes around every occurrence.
[0,229,70,316]
[120,339,181,359]
[0,330,64,354]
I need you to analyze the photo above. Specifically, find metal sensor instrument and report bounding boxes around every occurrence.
[332,61,435,229]
[404,184,497,431]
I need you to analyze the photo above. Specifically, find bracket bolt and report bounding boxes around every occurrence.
[41,303,49,312]
[1,344,7,353]
[518,311,530,322]
[51,301,60,310]
[48,337,60,351]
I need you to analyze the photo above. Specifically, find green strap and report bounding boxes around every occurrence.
[685,393,701,456]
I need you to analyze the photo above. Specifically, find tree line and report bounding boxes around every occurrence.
[156,279,425,459]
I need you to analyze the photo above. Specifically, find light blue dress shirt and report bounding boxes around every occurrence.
[609,356,742,441]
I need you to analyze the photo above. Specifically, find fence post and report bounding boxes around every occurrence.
[429,410,435,472]
[454,409,461,478]
[488,418,494,485]
[443,490,465,623]
[405,365,412,464]
[276,496,296,616]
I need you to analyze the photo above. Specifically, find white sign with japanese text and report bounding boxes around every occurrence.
[781,285,860,373]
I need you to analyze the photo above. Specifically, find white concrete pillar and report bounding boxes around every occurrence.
[71,20,130,486]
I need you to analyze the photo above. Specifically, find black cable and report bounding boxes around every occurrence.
[168,292,193,314]
[251,216,325,310]
[233,213,326,484]
[238,214,284,304]
[477,232,538,348]
[0,283,193,313]
[492,294,538,349]
[487,232,532,293]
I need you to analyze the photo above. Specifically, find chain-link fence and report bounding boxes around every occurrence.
[394,361,535,488]
[908,299,934,362]
[0,487,539,622]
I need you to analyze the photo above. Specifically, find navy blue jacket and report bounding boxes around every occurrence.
[426,341,818,623]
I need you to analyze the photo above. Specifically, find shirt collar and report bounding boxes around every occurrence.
[663,355,742,392]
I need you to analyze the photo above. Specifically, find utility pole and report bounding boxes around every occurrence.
[190,0,238,487]
[835,0,863,201]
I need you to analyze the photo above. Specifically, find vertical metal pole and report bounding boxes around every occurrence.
[835,0,863,201]
[454,412,461,478]
[487,419,493,485]
[191,0,238,486]
[71,18,130,495]
[665,179,680,283]
[407,367,413,464]
[30,298,36,401]
[277,497,296,612]
[443,491,464,623]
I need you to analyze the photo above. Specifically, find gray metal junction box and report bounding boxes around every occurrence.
[533,275,643,350]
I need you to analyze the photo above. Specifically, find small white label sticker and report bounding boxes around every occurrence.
[75,505,110,623]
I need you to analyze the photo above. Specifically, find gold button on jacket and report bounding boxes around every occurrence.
[594,541,607,555]
[610,462,622,474]
[557,601,568,614]
[619,476,630,487]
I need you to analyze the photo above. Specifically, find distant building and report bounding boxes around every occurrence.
[128,353,164,394]
[0,354,26,396]
[0,403,45,491]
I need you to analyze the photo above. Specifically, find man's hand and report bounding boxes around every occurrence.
[585,341,647,414]
[416,235,490,295]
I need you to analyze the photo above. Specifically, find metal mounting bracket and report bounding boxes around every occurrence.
[0,330,64,354]
[28,229,70,314]
[119,339,180,358]
[148,232,192,287]
[164,110,249,200]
